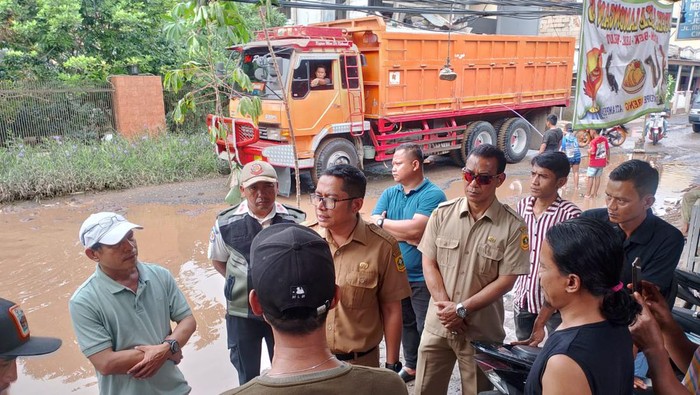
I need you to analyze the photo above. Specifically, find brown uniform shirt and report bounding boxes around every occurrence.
[311,216,411,353]
[418,197,530,342]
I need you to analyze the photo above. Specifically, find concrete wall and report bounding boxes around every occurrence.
[111,75,166,138]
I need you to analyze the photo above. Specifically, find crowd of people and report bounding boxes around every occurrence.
[1,126,697,395]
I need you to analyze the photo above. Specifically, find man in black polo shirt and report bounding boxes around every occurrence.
[581,159,684,306]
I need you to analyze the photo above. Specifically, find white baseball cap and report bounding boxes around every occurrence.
[79,212,143,248]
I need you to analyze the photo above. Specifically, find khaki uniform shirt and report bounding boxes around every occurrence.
[311,217,411,353]
[418,197,529,342]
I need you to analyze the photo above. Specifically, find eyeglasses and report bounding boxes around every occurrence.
[461,168,502,186]
[310,194,360,209]
[81,215,123,247]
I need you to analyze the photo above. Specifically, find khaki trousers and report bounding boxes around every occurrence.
[415,330,490,395]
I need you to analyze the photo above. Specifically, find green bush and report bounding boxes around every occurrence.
[0,133,219,202]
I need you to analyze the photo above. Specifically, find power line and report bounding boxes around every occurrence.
[232,0,584,18]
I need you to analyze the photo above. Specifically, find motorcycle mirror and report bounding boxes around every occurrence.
[439,66,457,81]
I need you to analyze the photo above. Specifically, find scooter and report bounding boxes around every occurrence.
[473,341,539,395]
[645,112,668,146]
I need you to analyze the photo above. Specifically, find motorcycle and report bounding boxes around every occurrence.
[645,112,668,146]
[473,341,539,395]
[575,124,628,148]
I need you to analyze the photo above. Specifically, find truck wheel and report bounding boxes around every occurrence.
[498,118,530,163]
[693,124,700,133]
[311,138,360,185]
[449,126,469,167]
[454,122,497,165]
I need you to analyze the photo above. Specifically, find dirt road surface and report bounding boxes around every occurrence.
[2,115,699,394]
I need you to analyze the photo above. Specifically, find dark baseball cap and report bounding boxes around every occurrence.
[0,298,61,358]
[250,224,336,319]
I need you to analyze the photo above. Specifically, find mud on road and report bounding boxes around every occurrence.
[2,116,699,394]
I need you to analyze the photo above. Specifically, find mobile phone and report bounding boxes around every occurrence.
[631,257,641,292]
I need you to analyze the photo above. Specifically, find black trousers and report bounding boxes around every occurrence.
[226,314,274,385]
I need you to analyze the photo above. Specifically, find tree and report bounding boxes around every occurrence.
[0,0,179,81]
[162,1,286,167]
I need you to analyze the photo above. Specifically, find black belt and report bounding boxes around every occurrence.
[334,346,377,361]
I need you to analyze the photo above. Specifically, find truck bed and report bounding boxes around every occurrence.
[317,17,575,121]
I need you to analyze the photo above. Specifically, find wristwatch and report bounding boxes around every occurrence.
[376,217,385,228]
[385,361,402,373]
[456,302,468,319]
[163,339,180,355]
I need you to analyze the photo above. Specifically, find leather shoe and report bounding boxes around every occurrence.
[398,369,416,383]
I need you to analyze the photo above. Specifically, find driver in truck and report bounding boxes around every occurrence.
[311,65,331,88]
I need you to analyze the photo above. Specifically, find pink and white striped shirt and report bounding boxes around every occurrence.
[513,196,582,313]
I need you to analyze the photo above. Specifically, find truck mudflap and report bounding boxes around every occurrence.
[206,114,259,152]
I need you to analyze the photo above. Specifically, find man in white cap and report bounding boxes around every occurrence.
[70,212,197,395]
[208,160,306,385]
[1,297,61,394]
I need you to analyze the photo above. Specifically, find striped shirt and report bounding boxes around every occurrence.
[683,346,700,393]
[513,196,581,313]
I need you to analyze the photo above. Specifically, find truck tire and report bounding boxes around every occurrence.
[693,124,700,133]
[498,118,530,163]
[453,122,497,165]
[311,137,360,185]
[449,127,469,167]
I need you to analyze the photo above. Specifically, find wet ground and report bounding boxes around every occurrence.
[2,113,699,394]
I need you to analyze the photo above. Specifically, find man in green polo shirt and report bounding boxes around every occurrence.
[69,212,197,395]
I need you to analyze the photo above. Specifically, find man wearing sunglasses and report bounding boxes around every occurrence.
[208,161,306,385]
[70,212,197,395]
[416,144,530,394]
[309,164,410,372]
[370,143,446,383]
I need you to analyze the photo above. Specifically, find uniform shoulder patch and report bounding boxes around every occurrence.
[520,229,529,251]
[394,254,406,272]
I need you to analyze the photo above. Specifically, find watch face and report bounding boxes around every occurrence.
[457,307,467,318]
[168,340,180,354]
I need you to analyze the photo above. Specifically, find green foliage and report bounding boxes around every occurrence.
[0,133,219,202]
[0,0,180,81]
[666,73,676,107]
[163,1,287,130]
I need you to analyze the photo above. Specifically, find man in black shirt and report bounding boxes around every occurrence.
[581,159,684,307]
[539,114,563,153]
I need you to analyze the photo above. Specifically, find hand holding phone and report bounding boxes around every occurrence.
[631,257,641,292]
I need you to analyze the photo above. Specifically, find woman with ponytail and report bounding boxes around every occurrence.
[525,217,641,395]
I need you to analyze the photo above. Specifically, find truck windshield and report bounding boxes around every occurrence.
[239,48,291,99]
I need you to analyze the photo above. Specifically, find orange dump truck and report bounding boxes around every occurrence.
[209,16,575,194]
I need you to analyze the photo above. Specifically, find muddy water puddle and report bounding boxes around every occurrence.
[2,144,696,394]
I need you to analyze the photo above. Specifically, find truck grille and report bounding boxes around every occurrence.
[236,124,255,143]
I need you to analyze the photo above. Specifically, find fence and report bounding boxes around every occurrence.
[0,80,116,145]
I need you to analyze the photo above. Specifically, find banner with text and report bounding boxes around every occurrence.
[678,0,700,40]
[573,0,672,130]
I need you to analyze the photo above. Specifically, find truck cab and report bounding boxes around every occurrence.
[209,26,365,194]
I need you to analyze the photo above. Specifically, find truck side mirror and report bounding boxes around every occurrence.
[360,54,367,66]
[439,66,457,81]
